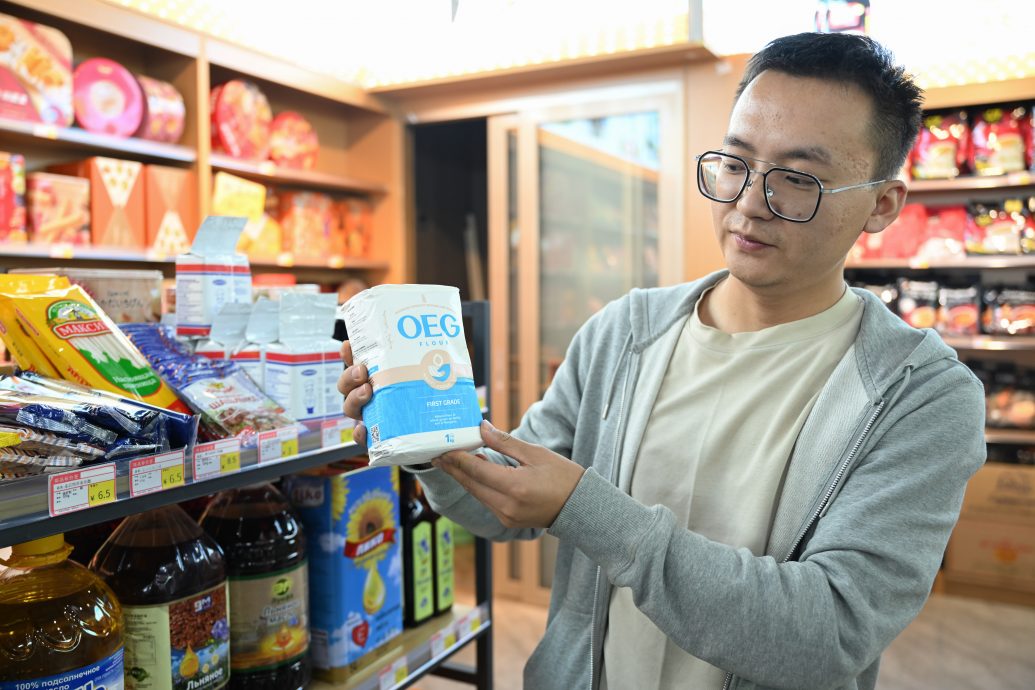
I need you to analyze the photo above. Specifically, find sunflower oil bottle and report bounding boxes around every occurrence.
[91,505,230,690]
[282,463,402,682]
[200,483,310,690]
[0,534,124,688]
[399,472,434,628]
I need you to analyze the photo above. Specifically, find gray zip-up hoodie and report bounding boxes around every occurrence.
[415,271,986,690]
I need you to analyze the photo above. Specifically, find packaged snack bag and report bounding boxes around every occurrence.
[0,152,27,243]
[966,200,1024,255]
[25,172,90,245]
[937,285,980,336]
[897,279,939,329]
[970,105,1029,176]
[912,111,970,179]
[983,287,1035,335]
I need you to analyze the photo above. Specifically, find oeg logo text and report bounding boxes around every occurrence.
[397,313,460,347]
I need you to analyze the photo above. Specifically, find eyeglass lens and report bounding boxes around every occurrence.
[698,152,821,222]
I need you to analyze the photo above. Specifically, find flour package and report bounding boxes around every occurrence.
[342,284,482,466]
[234,297,278,389]
[266,293,341,422]
[175,216,251,337]
[195,302,251,361]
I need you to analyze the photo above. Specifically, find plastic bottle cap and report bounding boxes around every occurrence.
[12,534,66,557]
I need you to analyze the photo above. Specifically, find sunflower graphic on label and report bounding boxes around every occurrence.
[343,487,397,615]
[46,298,162,396]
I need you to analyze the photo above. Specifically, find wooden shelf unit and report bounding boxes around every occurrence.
[908,171,1035,194]
[0,0,409,285]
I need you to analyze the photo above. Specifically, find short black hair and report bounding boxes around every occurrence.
[735,32,923,180]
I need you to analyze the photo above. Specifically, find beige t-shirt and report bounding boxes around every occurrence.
[602,286,863,690]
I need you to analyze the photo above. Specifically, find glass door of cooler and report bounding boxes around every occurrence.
[488,88,684,605]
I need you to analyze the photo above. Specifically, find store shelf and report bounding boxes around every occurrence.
[941,335,1035,351]
[908,172,1035,193]
[846,256,1035,270]
[310,603,490,690]
[0,428,364,548]
[0,116,197,164]
[211,154,388,195]
[985,428,1035,445]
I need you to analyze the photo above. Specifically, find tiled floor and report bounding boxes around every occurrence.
[414,547,1035,690]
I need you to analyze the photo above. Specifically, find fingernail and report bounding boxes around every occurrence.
[481,419,496,432]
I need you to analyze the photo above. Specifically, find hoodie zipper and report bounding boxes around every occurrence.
[590,355,632,690]
[719,396,889,690]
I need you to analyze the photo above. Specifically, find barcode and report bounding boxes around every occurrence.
[370,424,380,444]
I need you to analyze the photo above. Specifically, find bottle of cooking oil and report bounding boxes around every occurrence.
[400,472,434,628]
[91,505,229,690]
[0,533,124,688]
[200,483,310,690]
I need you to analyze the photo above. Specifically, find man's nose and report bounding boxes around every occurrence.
[737,170,774,218]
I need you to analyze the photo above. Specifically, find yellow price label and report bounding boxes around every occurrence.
[220,451,241,473]
[341,428,354,444]
[161,464,184,489]
[281,438,299,457]
[394,664,408,683]
[444,631,457,648]
[88,479,116,507]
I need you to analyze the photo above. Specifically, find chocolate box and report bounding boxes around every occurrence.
[145,164,197,258]
[49,157,145,250]
[0,152,26,242]
[279,190,333,263]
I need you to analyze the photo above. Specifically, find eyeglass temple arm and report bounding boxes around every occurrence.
[821,179,888,195]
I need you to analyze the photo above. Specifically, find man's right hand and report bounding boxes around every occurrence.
[336,340,370,446]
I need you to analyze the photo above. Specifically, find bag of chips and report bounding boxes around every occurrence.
[965,200,1024,255]
[897,280,939,329]
[937,286,980,336]
[983,287,1035,335]
[970,105,1030,176]
[912,111,971,179]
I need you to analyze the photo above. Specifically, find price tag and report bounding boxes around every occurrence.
[321,418,356,448]
[258,161,277,175]
[378,656,408,690]
[328,255,346,269]
[193,438,242,480]
[276,252,295,267]
[459,609,482,635]
[48,463,117,516]
[258,427,299,464]
[49,242,75,259]
[32,123,59,139]
[129,450,186,497]
[431,623,457,657]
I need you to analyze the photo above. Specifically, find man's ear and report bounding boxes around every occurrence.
[863,180,908,235]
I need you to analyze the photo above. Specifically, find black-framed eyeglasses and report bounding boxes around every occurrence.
[696,150,887,223]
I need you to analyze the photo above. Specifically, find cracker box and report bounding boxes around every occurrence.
[49,157,146,249]
[0,13,73,126]
[145,164,198,258]
[0,152,26,243]
[279,191,333,263]
[283,465,403,680]
[337,197,373,258]
[26,171,89,244]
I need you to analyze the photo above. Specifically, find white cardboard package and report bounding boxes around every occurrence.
[342,284,483,466]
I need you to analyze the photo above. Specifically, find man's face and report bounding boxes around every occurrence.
[712,70,884,296]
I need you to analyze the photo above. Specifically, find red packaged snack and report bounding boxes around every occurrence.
[0,13,73,126]
[917,205,967,261]
[1023,197,1035,254]
[897,279,939,329]
[937,286,980,336]
[269,111,319,169]
[135,75,185,144]
[73,58,144,138]
[876,203,928,259]
[0,152,26,243]
[912,111,970,179]
[965,200,1024,255]
[211,80,272,160]
[983,287,1035,335]
[970,105,1029,176]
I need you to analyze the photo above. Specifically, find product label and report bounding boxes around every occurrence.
[0,647,124,690]
[227,563,310,672]
[257,427,298,464]
[410,521,434,623]
[435,518,454,611]
[48,463,117,516]
[192,439,241,481]
[321,417,356,448]
[129,450,186,497]
[123,584,230,690]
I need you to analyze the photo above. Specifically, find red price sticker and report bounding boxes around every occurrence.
[321,418,356,448]
[378,656,408,690]
[48,463,117,516]
[193,438,242,480]
[258,427,299,464]
[129,450,186,497]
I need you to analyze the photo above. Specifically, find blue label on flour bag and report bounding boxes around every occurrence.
[1,647,125,690]
[364,378,483,441]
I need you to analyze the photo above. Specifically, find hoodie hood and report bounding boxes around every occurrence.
[625,270,964,402]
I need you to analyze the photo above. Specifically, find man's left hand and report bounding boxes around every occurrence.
[433,420,585,530]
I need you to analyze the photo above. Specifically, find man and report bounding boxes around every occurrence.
[339,32,985,690]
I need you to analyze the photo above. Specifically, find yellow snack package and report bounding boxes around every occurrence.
[0,279,187,412]
[0,275,70,378]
